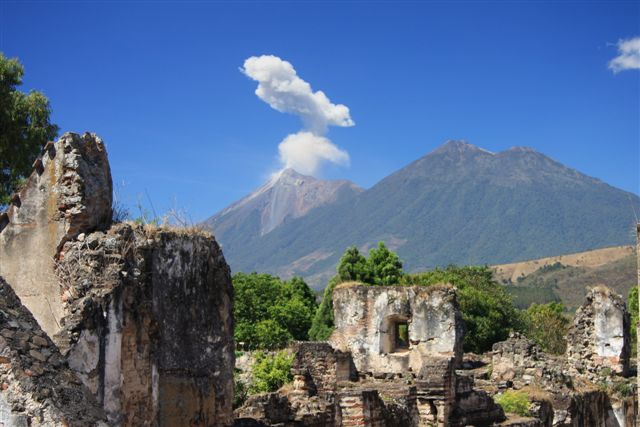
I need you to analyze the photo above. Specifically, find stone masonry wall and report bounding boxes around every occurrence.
[0,277,107,426]
[291,342,357,394]
[0,132,112,337]
[329,284,463,376]
[566,285,630,379]
[56,223,235,426]
[0,132,235,426]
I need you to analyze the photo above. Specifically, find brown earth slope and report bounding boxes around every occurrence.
[492,245,637,310]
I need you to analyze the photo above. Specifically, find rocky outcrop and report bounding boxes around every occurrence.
[0,277,107,426]
[0,132,112,337]
[566,286,631,379]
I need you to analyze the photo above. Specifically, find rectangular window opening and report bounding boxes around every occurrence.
[395,322,409,350]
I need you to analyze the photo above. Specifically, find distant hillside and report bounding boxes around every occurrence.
[493,246,637,310]
[206,140,640,290]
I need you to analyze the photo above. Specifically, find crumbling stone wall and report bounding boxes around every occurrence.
[492,332,572,390]
[291,342,357,394]
[0,277,107,426]
[0,132,235,427]
[235,292,507,427]
[0,132,112,337]
[490,332,637,427]
[329,284,463,376]
[56,223,235,426]
[566,286,630,378]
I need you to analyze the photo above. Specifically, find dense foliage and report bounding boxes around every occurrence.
[308,243,403,340]
[0,53,58,205]
[400,266,521,354]
[337,243,403,285]
[250,351,294,394]
[520,302,569,354]
[494,390,530,416]
[234,273,317,349]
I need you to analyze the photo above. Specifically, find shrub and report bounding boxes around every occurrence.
[250,350,294,394]
[494,390,530,416]
[521,302,569,354]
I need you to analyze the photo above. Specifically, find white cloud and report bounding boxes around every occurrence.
[278,131,350,176]
[609,37,640,73]
[242,55,355,176]
[242,55,354,133]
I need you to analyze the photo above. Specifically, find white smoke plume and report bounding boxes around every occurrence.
[242,55,354,176]
[278,131,350,176]
[609,37,640,73]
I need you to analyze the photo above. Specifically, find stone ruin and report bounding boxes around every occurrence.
[236,283,504,426]
[0,131,638,427]
[236,282,639,427]
[329,284,464,374]
[0,133,234,426]
[0,276,107,426]
[567,286,631,378]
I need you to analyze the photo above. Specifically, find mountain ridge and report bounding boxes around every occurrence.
[206,140,640,289]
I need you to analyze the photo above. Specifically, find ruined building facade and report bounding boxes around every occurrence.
[0,133,234,426]
[237,282,638,427]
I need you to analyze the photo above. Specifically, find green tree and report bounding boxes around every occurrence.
[400,265,520,353]
[337,246,370,282]
[253,319,292,349]
[0,53,58,205]
[308,276,340,341]
[521,302,569,354]
[233,273,317,349]
[366,242,403,285]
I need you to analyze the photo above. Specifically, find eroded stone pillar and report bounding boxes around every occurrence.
[0,132,112,337]
[566,285,631,378]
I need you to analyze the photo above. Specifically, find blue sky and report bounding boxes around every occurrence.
[2,1,639,221]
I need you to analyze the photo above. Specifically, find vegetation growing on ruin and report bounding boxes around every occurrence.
[250,350,294,394]
[308,243,403,340]
[234,273,318,349]
[494,390,531,416]
[0,53,58,206]
[307,244,627,357]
